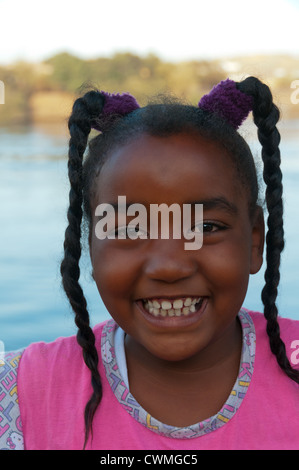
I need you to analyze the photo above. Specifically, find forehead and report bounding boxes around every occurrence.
[94,133,243,206]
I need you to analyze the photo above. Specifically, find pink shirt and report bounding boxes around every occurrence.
[3,309,299,449]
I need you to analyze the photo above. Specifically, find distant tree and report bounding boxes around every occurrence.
[44,52,90,92]
[0,52,297,125]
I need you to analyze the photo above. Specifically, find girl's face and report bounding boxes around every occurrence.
[89,132,264,363]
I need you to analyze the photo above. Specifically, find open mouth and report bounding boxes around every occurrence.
[141,297,205,318]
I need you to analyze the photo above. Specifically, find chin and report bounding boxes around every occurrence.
[146,342,204,363]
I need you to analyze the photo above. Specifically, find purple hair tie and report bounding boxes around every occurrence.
[198,79,253,129]
[92,91,140,131]
[101,91,140,116]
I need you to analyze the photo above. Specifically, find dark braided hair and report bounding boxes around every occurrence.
[60,77,299,448]
[238,78,299,383]
[60,91,105,448]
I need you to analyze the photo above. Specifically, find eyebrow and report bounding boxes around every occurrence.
[101,197,238,216]
[187,197,239,216]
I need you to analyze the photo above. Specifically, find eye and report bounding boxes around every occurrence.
[114,225,148,239]
[191,221,227,234]
[203,222,222,233]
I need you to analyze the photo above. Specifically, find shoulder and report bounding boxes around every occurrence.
[15,320,111,449]
[19,319,109,371]
[246,309,299,337]
[16,320,111,392]
[0,349,25,450]
[244,309,299,369]
[16,319,112,396]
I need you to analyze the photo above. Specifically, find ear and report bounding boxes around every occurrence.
[250,206,265,274]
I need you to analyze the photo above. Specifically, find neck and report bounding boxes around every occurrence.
[125,316,242,386]
[124,317,242,426]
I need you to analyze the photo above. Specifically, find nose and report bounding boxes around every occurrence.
[144,239,197,283]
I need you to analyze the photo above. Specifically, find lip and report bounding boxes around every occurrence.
[135,297,209,329]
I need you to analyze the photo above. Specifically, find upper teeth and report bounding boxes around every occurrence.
[143,297,202,317]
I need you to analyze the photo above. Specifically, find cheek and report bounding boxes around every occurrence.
[202,237,252,293]
[91,241,139,302]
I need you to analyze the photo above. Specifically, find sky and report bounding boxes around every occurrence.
[0,0,299,64]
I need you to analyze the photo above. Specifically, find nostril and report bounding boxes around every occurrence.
[144,257,197,283]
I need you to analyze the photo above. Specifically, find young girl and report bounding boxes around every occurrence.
[1,77,299,450]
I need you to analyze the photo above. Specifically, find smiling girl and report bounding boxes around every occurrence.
[1,77,299,450]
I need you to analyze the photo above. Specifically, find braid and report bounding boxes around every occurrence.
[60,90,105,448]
[238,77,299,383]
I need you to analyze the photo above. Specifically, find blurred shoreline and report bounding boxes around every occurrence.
[0,51,298,127]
